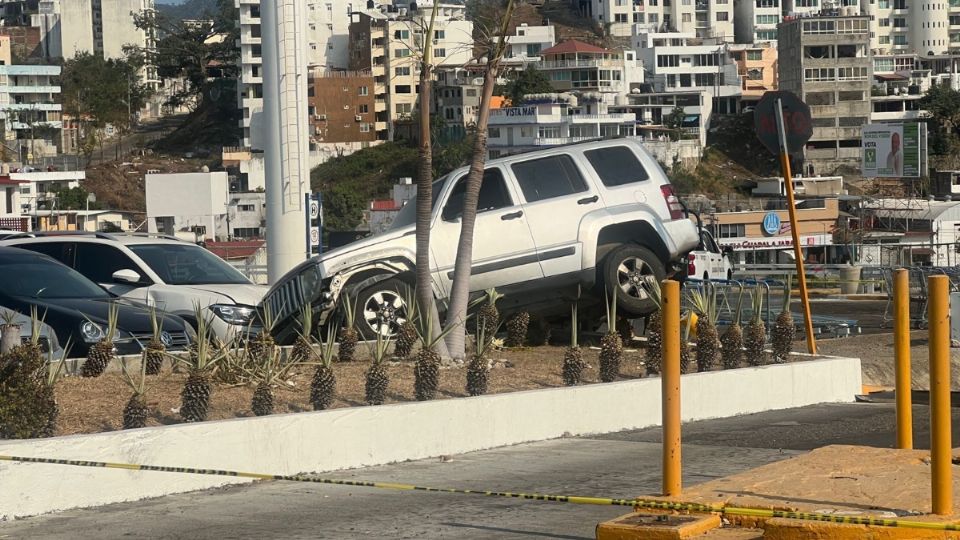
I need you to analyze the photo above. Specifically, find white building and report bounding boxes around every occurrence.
[501,23,555,62]
[536,40,643,104]
[145,171,230,242]
[611,90,713,147]
[582,0,735,41]
[12,169,84,214]
[860,0,957,57]
[0,64,62,161]
[486,97,636,158]
[633,31,742,113]
[32,0,155,60]
[733,0,782,44]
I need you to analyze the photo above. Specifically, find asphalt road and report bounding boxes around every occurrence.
[2,402,954,540]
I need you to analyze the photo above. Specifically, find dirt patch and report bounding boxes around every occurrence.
[53,345,651,437]
[83,154,217,213]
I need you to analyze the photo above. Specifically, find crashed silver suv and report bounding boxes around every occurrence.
[265,139,699,343]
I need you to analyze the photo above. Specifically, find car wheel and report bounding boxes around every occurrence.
[604,245,666,317]
[354,278,411,340]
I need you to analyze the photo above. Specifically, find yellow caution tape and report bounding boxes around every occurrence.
[2,454,960,531]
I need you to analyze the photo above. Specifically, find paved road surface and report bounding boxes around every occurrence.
[2,402,956,540]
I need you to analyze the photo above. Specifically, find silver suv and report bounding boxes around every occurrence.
[265,139,699,342]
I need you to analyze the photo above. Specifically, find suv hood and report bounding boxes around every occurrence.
[175,283,268,306]
[318,226,413,274]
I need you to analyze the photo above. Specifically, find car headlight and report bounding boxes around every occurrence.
[80,321,104,343]
[300,266,321,298]
[210,304,257,326]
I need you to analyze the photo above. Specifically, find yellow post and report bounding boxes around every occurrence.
[894,269,913,449]
[774,99,817,355]
[661,279,681,497]
[928,275,952,515]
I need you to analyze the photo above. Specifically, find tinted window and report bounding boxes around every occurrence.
[584,146,650,187]
[14,242,73,266]
[0,259,110,299]
[129,244,251,285]
[442,169,513,221]
[511,155,588,203]
[75,243,140,283]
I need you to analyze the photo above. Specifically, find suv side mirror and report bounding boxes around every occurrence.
[112,269,142,285]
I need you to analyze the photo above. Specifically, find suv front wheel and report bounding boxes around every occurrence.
[603,245,665,316]
[354,277,411,339]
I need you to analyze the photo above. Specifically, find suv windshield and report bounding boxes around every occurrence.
[129,244,251,285]
[389,178,445,231]
[0,260,111,299]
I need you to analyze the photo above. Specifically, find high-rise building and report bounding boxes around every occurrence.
[733,0,783,44]
[581,0,735,42]
[861,0,957,57]
[778,13,872,175]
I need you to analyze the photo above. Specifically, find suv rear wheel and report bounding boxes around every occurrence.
[603,245,665,316]
[354,277,411,339]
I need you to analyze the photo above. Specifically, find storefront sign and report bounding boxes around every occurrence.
[718,234,832,250]
[762,212,781,236]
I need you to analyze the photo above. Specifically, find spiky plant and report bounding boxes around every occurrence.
[413,298,453,401]
[365,332,391,405]
[144,305,166,375]
[690,284,720,373]
[249,338,299,417]
[772,278,796,364]
[290,303,315,365]
[562,298,586,386]
[599,290,623,383]
[720,286,745,370]
[616,317,633,345]
[642,281,664,376]
[505,311,529,348]
[81,301,119,377]
[37,337,71,438]
[393,286,419,359]
[338,294,359,362]
[310,324,338,410]
[178,305,226,423]
[679,312,693,374]
[14,306,46,384]
[476,288,503,347]
[744,288,767,366]
[118,355,150,429]
[247,303,278,366]
[467,314,498,396]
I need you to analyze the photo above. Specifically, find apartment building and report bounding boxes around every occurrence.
[536,40,643,103]
[778,13,872,175]
[0,64,63,162]
[862,0,957,57]
[728,42,778,105]
[633,31,741,113]
[308,69,379,144]
[26,0,155,61]
[501,23,555,61]
[348,6,473,140]
[733,0,782,43]
[580,0,735,41]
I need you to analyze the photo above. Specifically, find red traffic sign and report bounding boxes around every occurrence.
[754,91,812,156]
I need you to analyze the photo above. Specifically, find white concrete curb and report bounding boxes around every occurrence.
[0,355,861,519]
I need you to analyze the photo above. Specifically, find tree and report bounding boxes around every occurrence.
[920,84,960,163]
[664,106,685,141]
[502,66,553,106]
[442,0,517,358]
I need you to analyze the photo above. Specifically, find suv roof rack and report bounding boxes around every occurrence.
[2,231,184,242]
[107,232,185,242]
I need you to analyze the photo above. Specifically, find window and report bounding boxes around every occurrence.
[511,155,588,203]
[441,169,513,221]
[488,127,501,138]
[717,12,728,21]
[360,123,370,132]
[394,29,409,39]
[18,242,73,266]
[746,50,763,60]
[395,48,410,57]
[394,85,411,93]
[584,146,649,187]
[74,244,140,284]
[434,30,445,39]
[233,227,261,239]
[657,54,680,67]
[756,29,777,40]
[395,103,412,115]
[237,204,256,212]
[894,35,907,45]
[395,66,411,76]
[893,17,906,28]
[435,48,446,57]
[358,86,368,96]
[357,104,369,114]
[465,88,477,97]
[756,14,778,24]
[526,44,541,56]
[717,224,745,239]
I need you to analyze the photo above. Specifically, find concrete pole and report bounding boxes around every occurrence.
[893,268,912,450]
[661,279,681,497]
[262,0,309,284]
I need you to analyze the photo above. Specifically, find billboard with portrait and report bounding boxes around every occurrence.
[862,123,922,178]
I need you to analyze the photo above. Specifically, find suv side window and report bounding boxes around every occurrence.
[511,154,588,203]
[17,242,74,266]
[441,168,513,221]
[584,146,650,187]
[74,243,141,283]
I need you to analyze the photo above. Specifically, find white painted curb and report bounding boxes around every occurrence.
[0,355,861,519]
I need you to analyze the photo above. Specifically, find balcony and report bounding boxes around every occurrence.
[0,103,61,112]
[538,59,622,69]
[0,86,60,94]
[569,113,636,123]
[533,136,597,146]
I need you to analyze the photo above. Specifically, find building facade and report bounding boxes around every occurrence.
[308,69,378,144]
[536,40,643,103]
[733,0,782,44]
[778,14,872,175]
[580,0,735,41]
[728,42,778,105]
[0,64,62,162]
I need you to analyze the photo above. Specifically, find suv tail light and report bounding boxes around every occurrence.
[687,253,696,275]
[660,185,684,220]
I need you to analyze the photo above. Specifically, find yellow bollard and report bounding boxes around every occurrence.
[928,275,952,515]
[894,269,913,449]
[661,279,682,497]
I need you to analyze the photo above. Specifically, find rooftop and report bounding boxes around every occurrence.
[542,40,609,55]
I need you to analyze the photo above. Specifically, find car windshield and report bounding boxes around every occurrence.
[0,260,111,299]
[129,244,251,285]
[389,178,446,231]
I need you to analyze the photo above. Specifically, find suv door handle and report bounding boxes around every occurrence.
[501,210,523,221]
[578,195,599,205]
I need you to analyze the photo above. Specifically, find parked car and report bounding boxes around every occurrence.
[264,139,699,342]
[685,228,733,282]
[0,247,194,356]
[1,233,268,341]
[0,306,65,358]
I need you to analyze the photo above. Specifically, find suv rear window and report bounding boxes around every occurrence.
[511,155,588,203]
[584,146,649,187]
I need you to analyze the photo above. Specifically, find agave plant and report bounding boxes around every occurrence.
[144,305,166,375]
[505,312,530,348]
[412,297,456,401]
[476,288,503,347]
[720,284,745,370]
[118,354,150,429]
[178,303,228,423]
[772,277,796,364]
[642,280,664,376]
[393,286,419,359]
[744,287,767,367]
[562,294,586,386]
[249,342,298,417]
[290,303,316,365]
[36,336,72,437]
[310,323,338,410]
[365,331,391,405]
[467,311,500,396]
[338,294,359,362]
[81,301,120,377]
[689,284,720,373]
[599,289,623,383]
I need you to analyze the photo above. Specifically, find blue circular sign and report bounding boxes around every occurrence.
[762,212,781,236]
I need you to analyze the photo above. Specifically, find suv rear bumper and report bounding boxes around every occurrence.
[662,218,699,260]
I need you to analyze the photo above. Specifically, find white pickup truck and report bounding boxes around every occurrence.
[685,228,733,282]
[265,139,700,341]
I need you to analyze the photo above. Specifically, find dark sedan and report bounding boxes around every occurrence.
[0,247,194,357]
